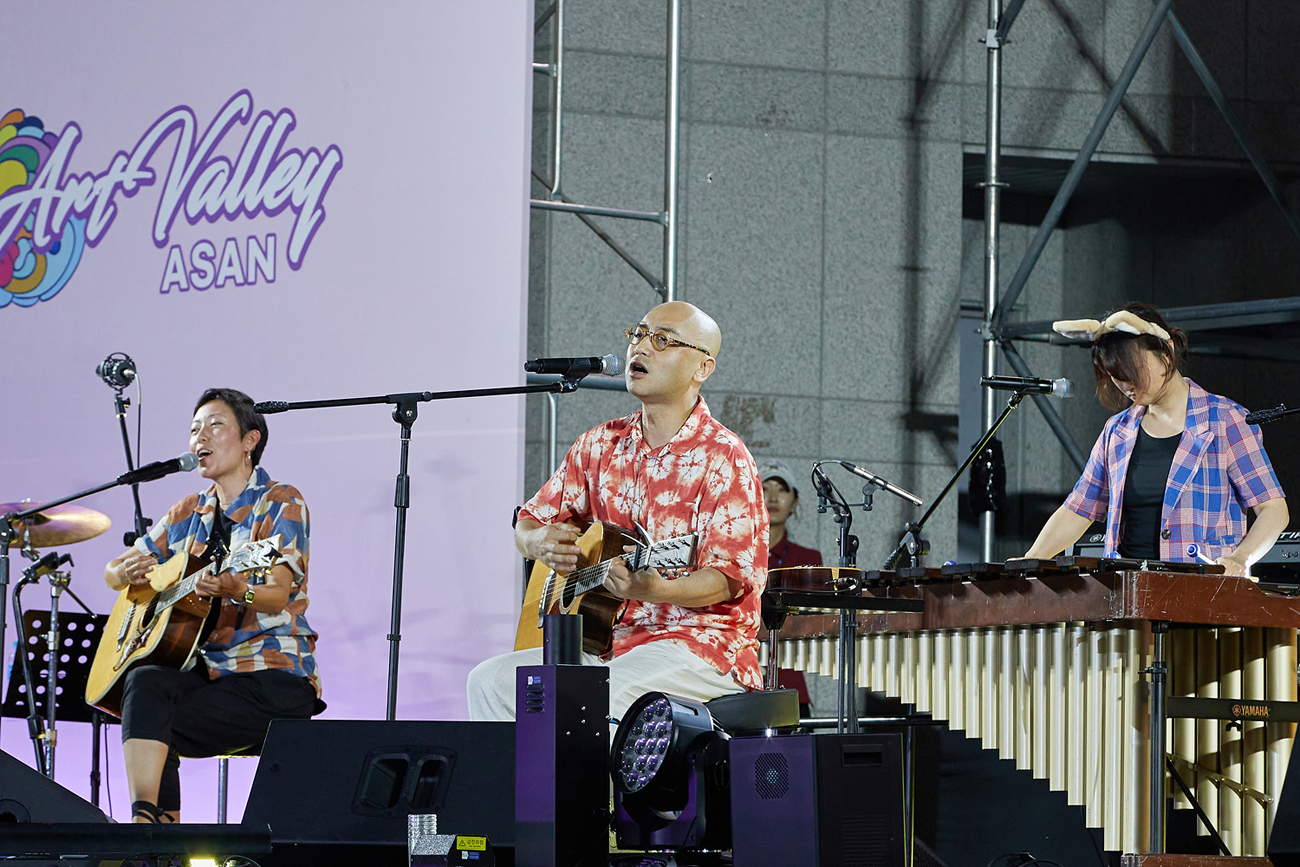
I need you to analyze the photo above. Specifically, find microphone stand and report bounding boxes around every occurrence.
[110,388,152,546]
[1245,403,1300,426]
[255,377,585,721]
[11,553,82,778]
[813,465,861,735]
[812,461,922,734]
[0,470,176,745]
[883,389,1030,570]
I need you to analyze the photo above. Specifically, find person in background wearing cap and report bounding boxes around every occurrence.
[759,459,822,715]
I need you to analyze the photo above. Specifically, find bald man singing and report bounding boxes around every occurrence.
[467,302,770,720]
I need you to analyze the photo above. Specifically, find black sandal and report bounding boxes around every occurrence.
[131,800,174,824]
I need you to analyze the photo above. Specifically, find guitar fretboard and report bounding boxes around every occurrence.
[566,534,697,595]
[148,535,282,616]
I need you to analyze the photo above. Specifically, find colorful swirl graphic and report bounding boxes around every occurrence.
[0,109,86,309]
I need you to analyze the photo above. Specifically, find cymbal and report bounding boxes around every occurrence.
[2,501,112,547]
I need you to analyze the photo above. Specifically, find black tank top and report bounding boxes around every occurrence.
[1117,426,1181,559]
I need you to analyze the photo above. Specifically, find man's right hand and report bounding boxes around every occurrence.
[520,521,582,573]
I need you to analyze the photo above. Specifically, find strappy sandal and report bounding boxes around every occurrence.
[131,800,174,824]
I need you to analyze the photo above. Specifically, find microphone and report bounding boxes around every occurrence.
[254,401,289,414]
[21,551,73,586]
[811,466,833,502]
[118,452,199,486]
[1244,404,1286,425]
[523,354,621,378]
[838,461,924,506]
[96,352,137,389]
[981,375,1074,398]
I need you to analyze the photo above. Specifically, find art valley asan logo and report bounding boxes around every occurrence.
[0,90,342,309]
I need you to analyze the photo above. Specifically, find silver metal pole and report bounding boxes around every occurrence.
[44,571,70,779]
[218,757,229,823]
[980,0,1004,563]
[551,0,565,197]
[662,0,681,301]
[1163,7,1300,241]
[1149,622,1168,852]
[994,0,1174,333]
[838,612,858,734]
[547,393,559,477]
[529,200,665,223]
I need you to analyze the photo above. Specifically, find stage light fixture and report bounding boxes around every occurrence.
[612,692,719,808]
[611,691,733,855]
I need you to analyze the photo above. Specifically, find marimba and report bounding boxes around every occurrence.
[764,559,1300,856]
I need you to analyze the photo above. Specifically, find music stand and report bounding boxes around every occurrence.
[2,610,117,805]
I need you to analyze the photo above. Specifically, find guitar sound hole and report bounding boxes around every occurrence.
[139,599,159,630]
[560,579,577,608]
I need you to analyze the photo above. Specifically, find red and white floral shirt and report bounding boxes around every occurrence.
[519,398,769,690]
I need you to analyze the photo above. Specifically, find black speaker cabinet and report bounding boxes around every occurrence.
[730,732,905,867]
[514,664,609,867]
[1269,735,1300,866]
[0,749,108,823]
[242,719,514,866]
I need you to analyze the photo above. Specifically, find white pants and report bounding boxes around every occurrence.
[466,640,744,723]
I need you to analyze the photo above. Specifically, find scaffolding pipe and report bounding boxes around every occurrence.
[993,0,1174,333]
[1162,7,1300,242]
[980,0,1004,563]
[530,199,666,223]
[663,0,682,301]
[547,392,558,477]
[551,0,566,196]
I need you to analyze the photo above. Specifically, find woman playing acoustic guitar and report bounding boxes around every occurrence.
[104,388,323,824]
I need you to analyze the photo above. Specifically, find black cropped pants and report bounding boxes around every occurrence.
[120,665,320,811]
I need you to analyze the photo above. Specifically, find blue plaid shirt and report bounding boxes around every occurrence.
[1064,379,1284,561]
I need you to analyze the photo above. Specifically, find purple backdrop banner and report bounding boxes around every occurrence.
[0,0,533,821]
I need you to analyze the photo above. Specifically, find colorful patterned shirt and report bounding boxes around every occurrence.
[1064,379,1285,562]
[519,398,770,690]
[135,465,320,695]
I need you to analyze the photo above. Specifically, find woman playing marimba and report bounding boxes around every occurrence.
[1022,303,1288,575]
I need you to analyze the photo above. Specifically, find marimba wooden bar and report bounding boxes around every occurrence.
[765,565,1300,856]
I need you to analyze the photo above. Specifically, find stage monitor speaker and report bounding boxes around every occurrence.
[242,720,513,866]
[0,749,108,823]
[730,732,905,867]
[1269,735,1300,867]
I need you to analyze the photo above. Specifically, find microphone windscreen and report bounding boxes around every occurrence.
[601,354,621,376]
[1054,378,1075,398]
[178,452,200,471]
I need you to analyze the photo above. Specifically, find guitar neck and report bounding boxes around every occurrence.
[149,535,282,613]
[566,536,696,596]
[155,568,207,612]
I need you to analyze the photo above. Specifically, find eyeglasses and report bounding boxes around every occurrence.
[624,324,713,357]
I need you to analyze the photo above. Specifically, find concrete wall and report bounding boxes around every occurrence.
[525,0,1300,566]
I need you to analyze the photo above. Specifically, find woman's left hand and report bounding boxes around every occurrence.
[1215,555,1248,577]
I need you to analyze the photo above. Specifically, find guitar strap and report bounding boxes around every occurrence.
[197,503,235,650]
[209,503,233,570]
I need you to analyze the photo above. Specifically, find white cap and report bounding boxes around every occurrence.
[757,459,799,491]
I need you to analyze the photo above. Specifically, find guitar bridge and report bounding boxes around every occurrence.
[115,602,135,652]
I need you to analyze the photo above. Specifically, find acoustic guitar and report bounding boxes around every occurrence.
[85,535,282,717]
[514,522,698,656]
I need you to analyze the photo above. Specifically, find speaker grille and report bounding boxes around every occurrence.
[842,814,890,867]
[754,752,789,799]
